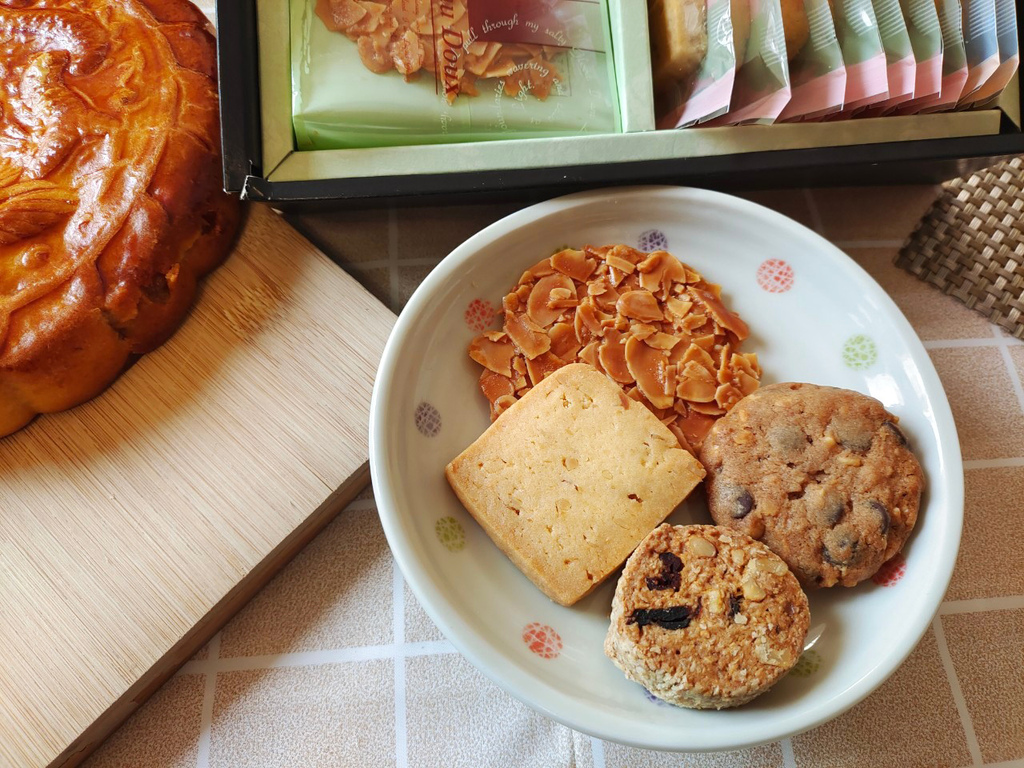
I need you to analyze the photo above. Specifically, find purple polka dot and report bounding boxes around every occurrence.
[644,689,670,706]
[414,402,441,437]
[638,229,668,252]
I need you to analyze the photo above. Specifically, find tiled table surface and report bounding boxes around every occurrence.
[82,185,1024,768]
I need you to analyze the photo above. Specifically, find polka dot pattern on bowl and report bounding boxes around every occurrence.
[464,298,496,333]
[435,517,466,552]
[637,229,668,252]
[872,553,907,586]
[414,402,442,437]
[843,335,878,370]
[756,259,795,293]
[522,623,563,659]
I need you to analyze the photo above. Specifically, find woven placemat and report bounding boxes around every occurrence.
[896,156,1024,339]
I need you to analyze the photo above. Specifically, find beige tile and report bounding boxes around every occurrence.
[1012,345,1024,386]
[219,507,393,657]
[394,203,522,265]
[397,264,437,311]
[928,347,1024,460]
[346,266,394,311]
[189,640,211,662]
[735,189,817,231]
[942,609,1024,763]
[811,185,940,241]
[846,248,995,340]
[405,653,585,768]
[354,482,377,501]
[405,582,445,644]
[792,629,971,768]
[84,674,204,768]
[286,208,391,269]
[209,661,395,768]
[947,467,1024,601]
[603,741,784,768]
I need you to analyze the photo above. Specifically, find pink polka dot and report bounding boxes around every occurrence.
[757,259,794,293]
[464,298,496,332]
[522,622,562,659]
[872,553,907,586]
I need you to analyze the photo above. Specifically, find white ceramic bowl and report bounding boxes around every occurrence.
[369,186,963,751]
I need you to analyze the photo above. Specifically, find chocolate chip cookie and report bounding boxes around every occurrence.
[699,382,925,588]
[604,524,809,709]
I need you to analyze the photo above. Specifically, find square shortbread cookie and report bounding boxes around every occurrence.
[445,364,705,606]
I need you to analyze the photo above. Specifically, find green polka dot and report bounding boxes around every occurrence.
[435,517,465,552]
[843,334,878,370]
[790,650,822,677]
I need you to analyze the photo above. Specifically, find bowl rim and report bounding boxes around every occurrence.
[369,185,964,751]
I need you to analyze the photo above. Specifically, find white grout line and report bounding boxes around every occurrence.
[939,595,1024,615]
[963,457,1024,470]
[194,631,221,768]
[925,337,1024,349]
[590,737,606,768]
[780,737,798,768]
[388,205,400,311]
[177,639,459,676]
[993,324,1024,418]
[404,639,457,656]
[802,189,826,235]
[394,557,409,768]
[831,239,906,249]
[347,256,445,271]
[932,617,985,766]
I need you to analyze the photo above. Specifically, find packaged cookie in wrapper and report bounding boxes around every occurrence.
[868,0,916,107]
[960,0,1018,106]
[828,0,889,112]
[910,0,968,112]
[292,0,619,148]
[705,0,792,125]
[957,0,1000,104]
[777,0,847,120]
[653,0,738,128]
[898,0,943,105]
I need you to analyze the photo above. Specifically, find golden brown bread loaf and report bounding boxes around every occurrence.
[0,0,241,437]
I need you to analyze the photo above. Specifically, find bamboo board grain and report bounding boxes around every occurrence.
[0,204,395,768]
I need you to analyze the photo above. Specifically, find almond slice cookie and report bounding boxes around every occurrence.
[469,245,760,454]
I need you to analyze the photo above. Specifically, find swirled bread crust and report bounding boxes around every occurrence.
[0,0,240,436]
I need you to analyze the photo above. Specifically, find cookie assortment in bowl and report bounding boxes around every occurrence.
[446,242,927,711]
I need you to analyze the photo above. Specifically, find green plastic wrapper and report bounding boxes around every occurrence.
[915,0,969,111]
[291,0,620,149]
[900,0,943,103]
[778,0,846,120]
[831,0,889,110]
[705,0,791,125]
[655,0,737,128]
[871,0,915,105]
[961,0,1018,106]
[958,0,1000,102]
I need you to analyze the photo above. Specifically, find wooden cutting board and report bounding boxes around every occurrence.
[0,204,395,768]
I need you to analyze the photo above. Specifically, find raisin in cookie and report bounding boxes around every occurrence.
[700,382,925,587]
[604,524,809,709]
